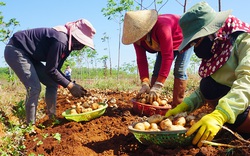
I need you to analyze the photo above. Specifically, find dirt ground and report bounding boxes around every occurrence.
[23,88,250,156]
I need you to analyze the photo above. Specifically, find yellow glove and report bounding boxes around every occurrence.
[165,102,189,117]
[186,110,228,147]
[149,82,164,104]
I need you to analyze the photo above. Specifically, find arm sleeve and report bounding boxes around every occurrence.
[216,34,250,124]
[134,43,150,82]
[154,24,174,83]
[45,40,70,88]
[183,87,207,112]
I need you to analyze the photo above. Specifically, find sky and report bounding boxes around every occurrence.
[0,0,249,68]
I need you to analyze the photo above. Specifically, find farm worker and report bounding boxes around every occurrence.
[64,65,72,81]
[122,9,193,107]
[165,1,250,147]
[4,19,96,125]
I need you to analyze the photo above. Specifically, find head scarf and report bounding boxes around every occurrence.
[199,15,250,77]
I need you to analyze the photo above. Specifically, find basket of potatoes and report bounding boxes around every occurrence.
[62,102,108,122]
[132,93,172,116]
[128,113,197,148]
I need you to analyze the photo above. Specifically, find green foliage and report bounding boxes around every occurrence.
[0,2,20,43]
[101,0,134,21]
[121,61,137,74]
[0,123,35,156]
[0,67,10,79]
[53,133,61,143]
[12,100,26,123]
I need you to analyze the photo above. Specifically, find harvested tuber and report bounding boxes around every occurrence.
[150,123,160,131]
[152,101,159,106]
[172,117,186,127]
[167,125,186,131]
[160,99,167,105]
[91,103,99,110]
[134,122,145,130]
[143,121,151,130]
[70,109,78,115]
[159,119,173,130]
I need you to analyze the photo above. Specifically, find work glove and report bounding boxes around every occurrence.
[149,82,164,104]
[69,83,87,98]
[186,109,228,147]
[136,81,150,98]
[165,102,189,117]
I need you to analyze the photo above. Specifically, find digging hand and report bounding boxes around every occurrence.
[149,82,163,104]
[186,110,228,147]
[69,83,87,97]
[136,81,150,98]
[165,102,189,117]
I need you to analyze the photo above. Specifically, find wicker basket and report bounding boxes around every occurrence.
[128,122,195,148]
[132,99,172,116]
[62,103,108,122]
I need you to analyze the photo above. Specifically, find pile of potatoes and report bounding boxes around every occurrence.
[69,96,105,115]
[133,112,197,131]
[136,93,171,107]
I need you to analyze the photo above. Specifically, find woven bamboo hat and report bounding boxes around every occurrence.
[122,9,158,45]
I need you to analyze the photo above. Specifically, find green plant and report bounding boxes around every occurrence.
[0,124,34,156]
[12,100,26,123]
[53,133,61,143]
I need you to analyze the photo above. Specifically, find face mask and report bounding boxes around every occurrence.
[194,36,214,59]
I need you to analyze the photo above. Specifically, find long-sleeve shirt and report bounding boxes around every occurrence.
[184,33,250,124]
[10,28,71,87]
[133,14,183,83]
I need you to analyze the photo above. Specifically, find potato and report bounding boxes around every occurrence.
[82,102,90,108]
[159,99,167,106]
[70,109,78,115]
[134,122,145,130]
[168,125,186,131]
[140,98,146,103]
[91,103,99,110]
[76,104,84,114]
[152,101,159,106]
[172,117,186,127]
[150,123,159,130]
[156,98,162,104]
[159,119,172,130]
[142,121,151,130]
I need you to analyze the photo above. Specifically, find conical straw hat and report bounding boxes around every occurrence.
[122,9,158,45]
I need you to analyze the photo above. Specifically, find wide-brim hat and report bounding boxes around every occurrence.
[53,19,96,50]
[178,1,232,52]
[122,9,158,45]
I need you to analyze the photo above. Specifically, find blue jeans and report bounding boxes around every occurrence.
[152,47,193,80]
[4,45,58,124]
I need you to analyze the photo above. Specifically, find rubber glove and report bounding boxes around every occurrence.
[165,102,189,117]
[186,109,228,147]
[136,81,150,98]
[69,83,87,97]
[149,82,164,104]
